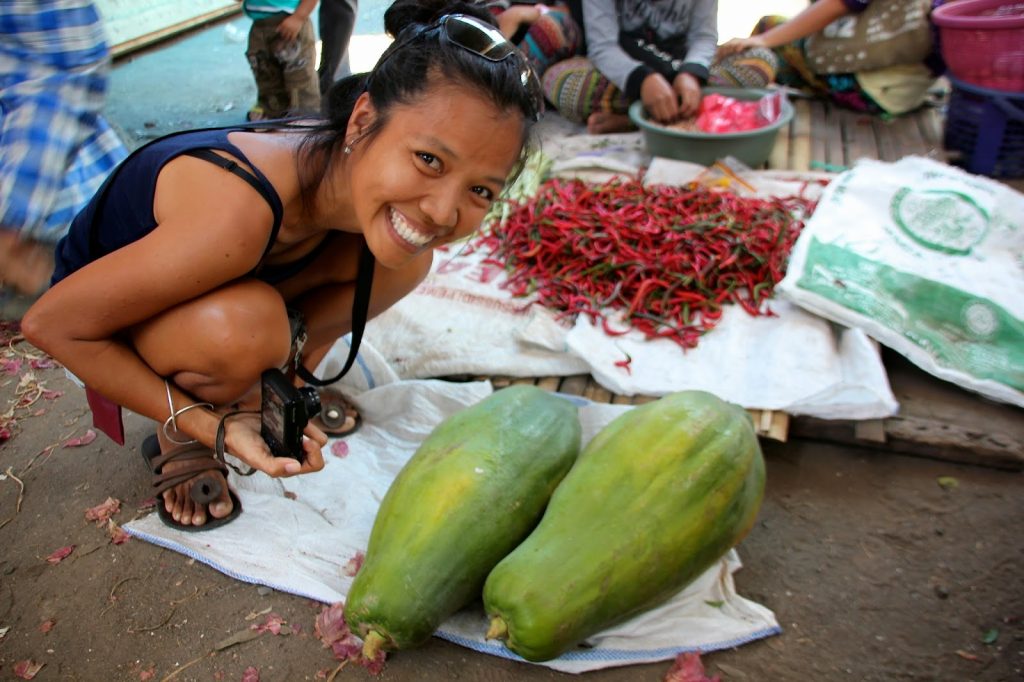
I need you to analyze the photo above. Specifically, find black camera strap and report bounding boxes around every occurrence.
[295,239,375,387]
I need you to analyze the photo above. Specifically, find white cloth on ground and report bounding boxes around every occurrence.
[124,376,780,674]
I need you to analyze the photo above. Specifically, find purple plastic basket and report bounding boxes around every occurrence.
[943,76,1024,178]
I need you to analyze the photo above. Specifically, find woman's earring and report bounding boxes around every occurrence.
[343,144,352,155]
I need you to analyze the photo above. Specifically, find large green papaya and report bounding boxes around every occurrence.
[344,385,582,658]
[482,390,766,662]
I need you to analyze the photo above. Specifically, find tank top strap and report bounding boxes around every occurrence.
[180,148,283,261]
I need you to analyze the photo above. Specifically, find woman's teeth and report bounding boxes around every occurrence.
[390,208,433,247]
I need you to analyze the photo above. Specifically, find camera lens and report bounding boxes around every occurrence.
[298,386,321,419]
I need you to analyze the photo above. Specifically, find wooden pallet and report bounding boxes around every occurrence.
[475,374,791,443]
[768,97,948,172]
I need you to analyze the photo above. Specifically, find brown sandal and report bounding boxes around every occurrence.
[140,434,242,531]
[311,388,361,437]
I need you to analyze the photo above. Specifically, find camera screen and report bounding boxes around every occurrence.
[263,385,287,443]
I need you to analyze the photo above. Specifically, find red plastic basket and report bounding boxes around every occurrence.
[932,0,1024,91]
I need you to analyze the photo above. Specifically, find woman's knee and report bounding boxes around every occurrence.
[204,281,292,370]
[542,56,603,123]
[132,280,292,384]
[522,10,582,71]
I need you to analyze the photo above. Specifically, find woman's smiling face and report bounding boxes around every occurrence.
[345,81,526,269]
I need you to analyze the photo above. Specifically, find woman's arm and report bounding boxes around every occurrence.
[582,0,642,93]
[682,0,718,79]
[717,0,852,57]
[21,155,301,472]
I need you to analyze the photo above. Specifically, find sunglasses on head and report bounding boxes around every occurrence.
[373,13,545,122]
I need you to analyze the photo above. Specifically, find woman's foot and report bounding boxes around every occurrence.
[311,388,361,437]
[587,111,636,134]
[160,464,235,527]
[145,433,239,529]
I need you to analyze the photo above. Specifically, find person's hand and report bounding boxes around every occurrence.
[222,411,327,478]
[497,5,545,39]
[673,72,702,118]
[640,72,681,124]
[276,14,304,42]
[716,35,767,59]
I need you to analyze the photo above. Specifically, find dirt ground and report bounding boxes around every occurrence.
[0,321,1021,682]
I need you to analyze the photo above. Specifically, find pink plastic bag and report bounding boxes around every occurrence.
[696,92,783,133]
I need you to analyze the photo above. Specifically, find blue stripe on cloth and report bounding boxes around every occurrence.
[124,527,782,667]
[123,527,336,605]
[435,626,783,663]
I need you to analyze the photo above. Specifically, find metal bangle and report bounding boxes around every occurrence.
[162,401,216,445]
[163,380,214,445]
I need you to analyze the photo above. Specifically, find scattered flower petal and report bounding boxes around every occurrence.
[85,497,121,524]
[314,602,385,672]
[330,441,349,458]
[29,358,57,370]
[45,545,75,564]
[63,429,97,448]
[252,613,286,635]
[956,649,982,662]
[39,619,55,633]
[342,552,365,577]
[13,660,44,679]
[137,497,158,511]
[42,390,64,400]
[2,358,23,375]
[314,603,349,648]
[107,520,131,545]
[937,476,959,490]
[362,648,387,675]
[663,651,720,682]
[139,666,156,680]
[241,667,260,682]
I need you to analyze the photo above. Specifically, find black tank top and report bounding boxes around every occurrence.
[51,126,327,285]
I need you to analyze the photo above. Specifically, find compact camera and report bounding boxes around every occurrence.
[260,368,321,462]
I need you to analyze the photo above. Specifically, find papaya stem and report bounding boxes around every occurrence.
[485,616,508,641]
[361,630,388,660]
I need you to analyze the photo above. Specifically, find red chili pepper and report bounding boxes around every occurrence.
[475,176,815,350]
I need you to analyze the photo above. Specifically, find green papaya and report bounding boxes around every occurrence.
[482,390,766,662]
[344,385,582,659]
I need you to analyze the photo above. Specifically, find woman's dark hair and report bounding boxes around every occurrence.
[294,0,539,209]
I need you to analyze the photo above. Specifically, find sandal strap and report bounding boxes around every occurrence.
[150,443,229,495]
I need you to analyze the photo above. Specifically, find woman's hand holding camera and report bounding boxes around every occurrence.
[222,412,327,477]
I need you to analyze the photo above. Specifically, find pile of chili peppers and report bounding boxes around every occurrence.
[471,176,818,350]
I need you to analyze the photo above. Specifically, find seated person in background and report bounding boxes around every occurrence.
[485,2,583,77]
[541,0,779,134]
[716,0,944,116]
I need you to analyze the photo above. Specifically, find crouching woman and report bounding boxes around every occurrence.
[22,0,543,530]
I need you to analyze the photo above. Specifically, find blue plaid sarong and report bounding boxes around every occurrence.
[0,0,128,243]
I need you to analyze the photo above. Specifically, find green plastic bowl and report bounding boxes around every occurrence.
[629,87,793,167]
